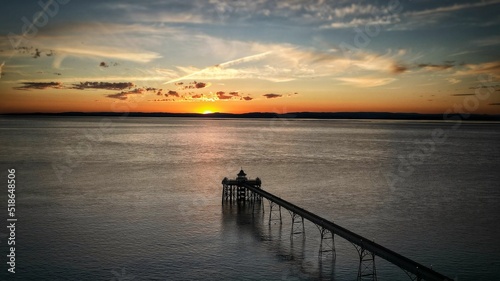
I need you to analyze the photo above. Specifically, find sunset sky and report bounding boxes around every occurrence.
[1,0,499,114]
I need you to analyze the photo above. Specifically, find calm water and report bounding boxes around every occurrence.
[0,117,499,280]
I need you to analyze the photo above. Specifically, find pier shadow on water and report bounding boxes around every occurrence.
[222,201,338,281]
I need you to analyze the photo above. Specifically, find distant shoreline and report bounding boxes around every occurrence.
[2,112,500,121]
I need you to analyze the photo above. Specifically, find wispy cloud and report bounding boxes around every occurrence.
[472,36,500,47]
[352,51,408,74]
[164,51,272,84]
[54,46,161,63]
[449,50,476,57]
[321,16,396,29]
[454,61,500,78]
[387,0,500,30]
[336,77,396,88]
[406,0,500,18]
[162,39,410,85]
[417,63,454,71]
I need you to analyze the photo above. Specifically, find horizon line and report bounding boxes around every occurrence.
[1,111,500,121]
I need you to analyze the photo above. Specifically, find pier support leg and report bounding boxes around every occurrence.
[355,246,377,281]
[268,201,282,225]
[222,184,234,203]
[318,227,336,259]
[290,212,305,237]
[237,186,246,201]
[222,183,226,203]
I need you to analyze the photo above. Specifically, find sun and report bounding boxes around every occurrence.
[202,110,213,114]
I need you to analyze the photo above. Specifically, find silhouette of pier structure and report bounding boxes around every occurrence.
[222,170,453,281]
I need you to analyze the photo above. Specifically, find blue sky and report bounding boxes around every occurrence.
[1,0,499,113]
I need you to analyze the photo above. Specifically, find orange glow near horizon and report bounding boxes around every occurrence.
[1,93,499,115]
[0,83,499,115]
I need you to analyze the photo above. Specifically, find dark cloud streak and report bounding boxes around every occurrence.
[263,93,282,99]
[72,82,135,90]
[14,82,63,90]
[106,88,144,100]
[417,63,454,71]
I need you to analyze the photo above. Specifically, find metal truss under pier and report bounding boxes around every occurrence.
[222,170,453,281]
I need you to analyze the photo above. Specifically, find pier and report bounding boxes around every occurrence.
[222,170,453,281]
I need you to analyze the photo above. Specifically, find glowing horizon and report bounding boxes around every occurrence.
[1,1,499,115]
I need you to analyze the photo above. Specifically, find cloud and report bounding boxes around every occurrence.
[72,82,135,90]
[0,61,4,79]
[417,63,454,71]
[352,52,408,74]
[454,61,500,78]
[216,51,273,68]
[489,103,500,106]
[451,94,475,96]
[321,17,395,29]
[54,46,161,64]
[162,37,409,84]
[149,89,253,102]
[33,49,41,59]
[336,77,396,88]
[166,90,179,97]
[469,84,500,89]
[10,23,166,68]
[215,90,246,100]
[99,3,211,24]
[165,52,272,84]
[194,82,207,89]
[447,78,461,84]
[106,88,144,100]
[263,93,282,99]
[216,91,234,100]
[14,82,64,90]
[391,64,408,74]
[330,4,384,18]
[406,0,500,18]
[9,46,53,59]
[385,0,500,30]
[449,51,476,57]
[473,36,500,47]
[177,81,211,90]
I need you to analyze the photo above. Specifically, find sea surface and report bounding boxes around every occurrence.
[0,117,499,280]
